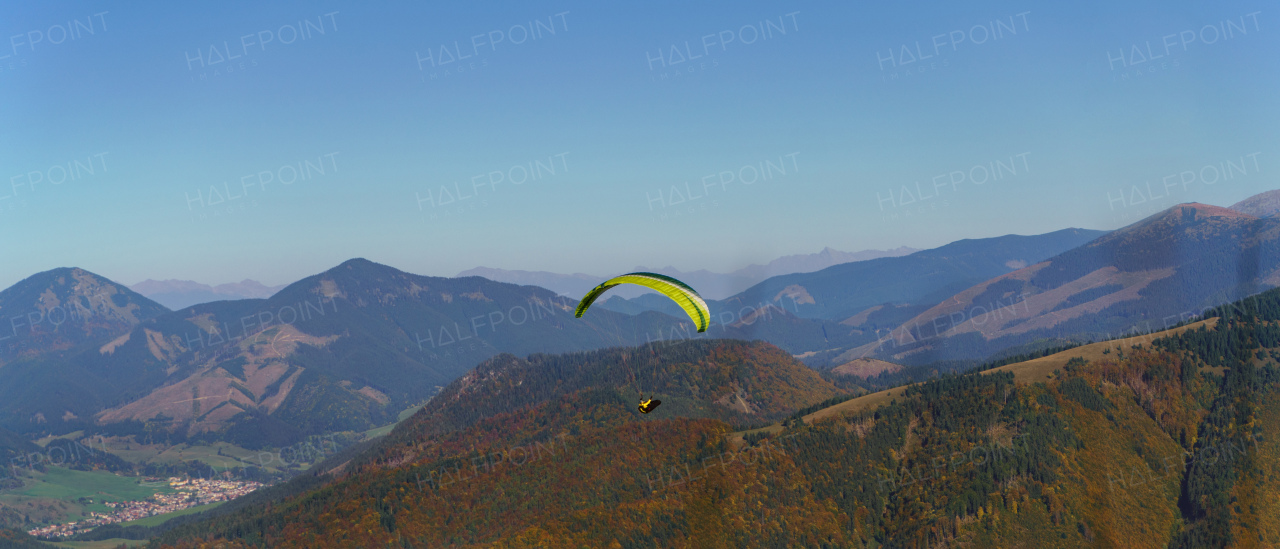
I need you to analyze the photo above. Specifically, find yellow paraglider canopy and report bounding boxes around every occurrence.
[574,272,711,332]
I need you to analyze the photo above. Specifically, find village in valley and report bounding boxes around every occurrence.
[26,476,264,539]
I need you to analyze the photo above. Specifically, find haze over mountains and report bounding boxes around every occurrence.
[3,191,1279,467]
[124,246,917,312]
[129,280,288,310]
[4,191,1280,546]
[457,246,918,300]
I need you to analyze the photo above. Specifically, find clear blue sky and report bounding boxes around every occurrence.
[1,1,1275,289]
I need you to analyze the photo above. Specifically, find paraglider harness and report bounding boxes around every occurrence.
[638,395,661,414]
[627,348,661,414]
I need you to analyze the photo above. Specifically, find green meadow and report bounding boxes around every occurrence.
[99,440,284,473]
[0,467,175,524]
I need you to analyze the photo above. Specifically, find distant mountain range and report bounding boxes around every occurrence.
[716,229,1107,321]
[457,246,918,300]
[846,201,1280,364]
[0,260,689,449]
[129,279,287,310]
[8,189,1280,454]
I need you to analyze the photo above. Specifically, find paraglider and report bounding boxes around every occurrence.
[638,395,661,414]
[574,272,711,332]
[577,272,707,414]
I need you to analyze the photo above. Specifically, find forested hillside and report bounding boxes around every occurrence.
[365,340,844,466]
[146,286,1280,548]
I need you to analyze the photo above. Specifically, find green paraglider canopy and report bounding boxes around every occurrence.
[574,272,711,332]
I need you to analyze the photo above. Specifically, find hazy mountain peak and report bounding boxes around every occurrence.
[0,267,167,363]
[1176,201,1255,218]
[1229,189,1280,218]
[338,257,375,268]
[1117,202,1257,237]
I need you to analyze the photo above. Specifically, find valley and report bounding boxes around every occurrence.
[143,285,1280,547]
[1,196,1278,546]
[8,4,1273,545]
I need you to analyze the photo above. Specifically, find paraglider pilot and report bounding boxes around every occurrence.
[638,395,661,414]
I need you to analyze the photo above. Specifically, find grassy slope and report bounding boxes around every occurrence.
[987,318,1221,383]
[729,318,1221,446]
[100,441,271,471]
[1,467,176,524]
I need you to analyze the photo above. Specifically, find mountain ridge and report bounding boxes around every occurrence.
[715,228,1109,321]
[850,201,1280,364]
[0,258,692,450]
